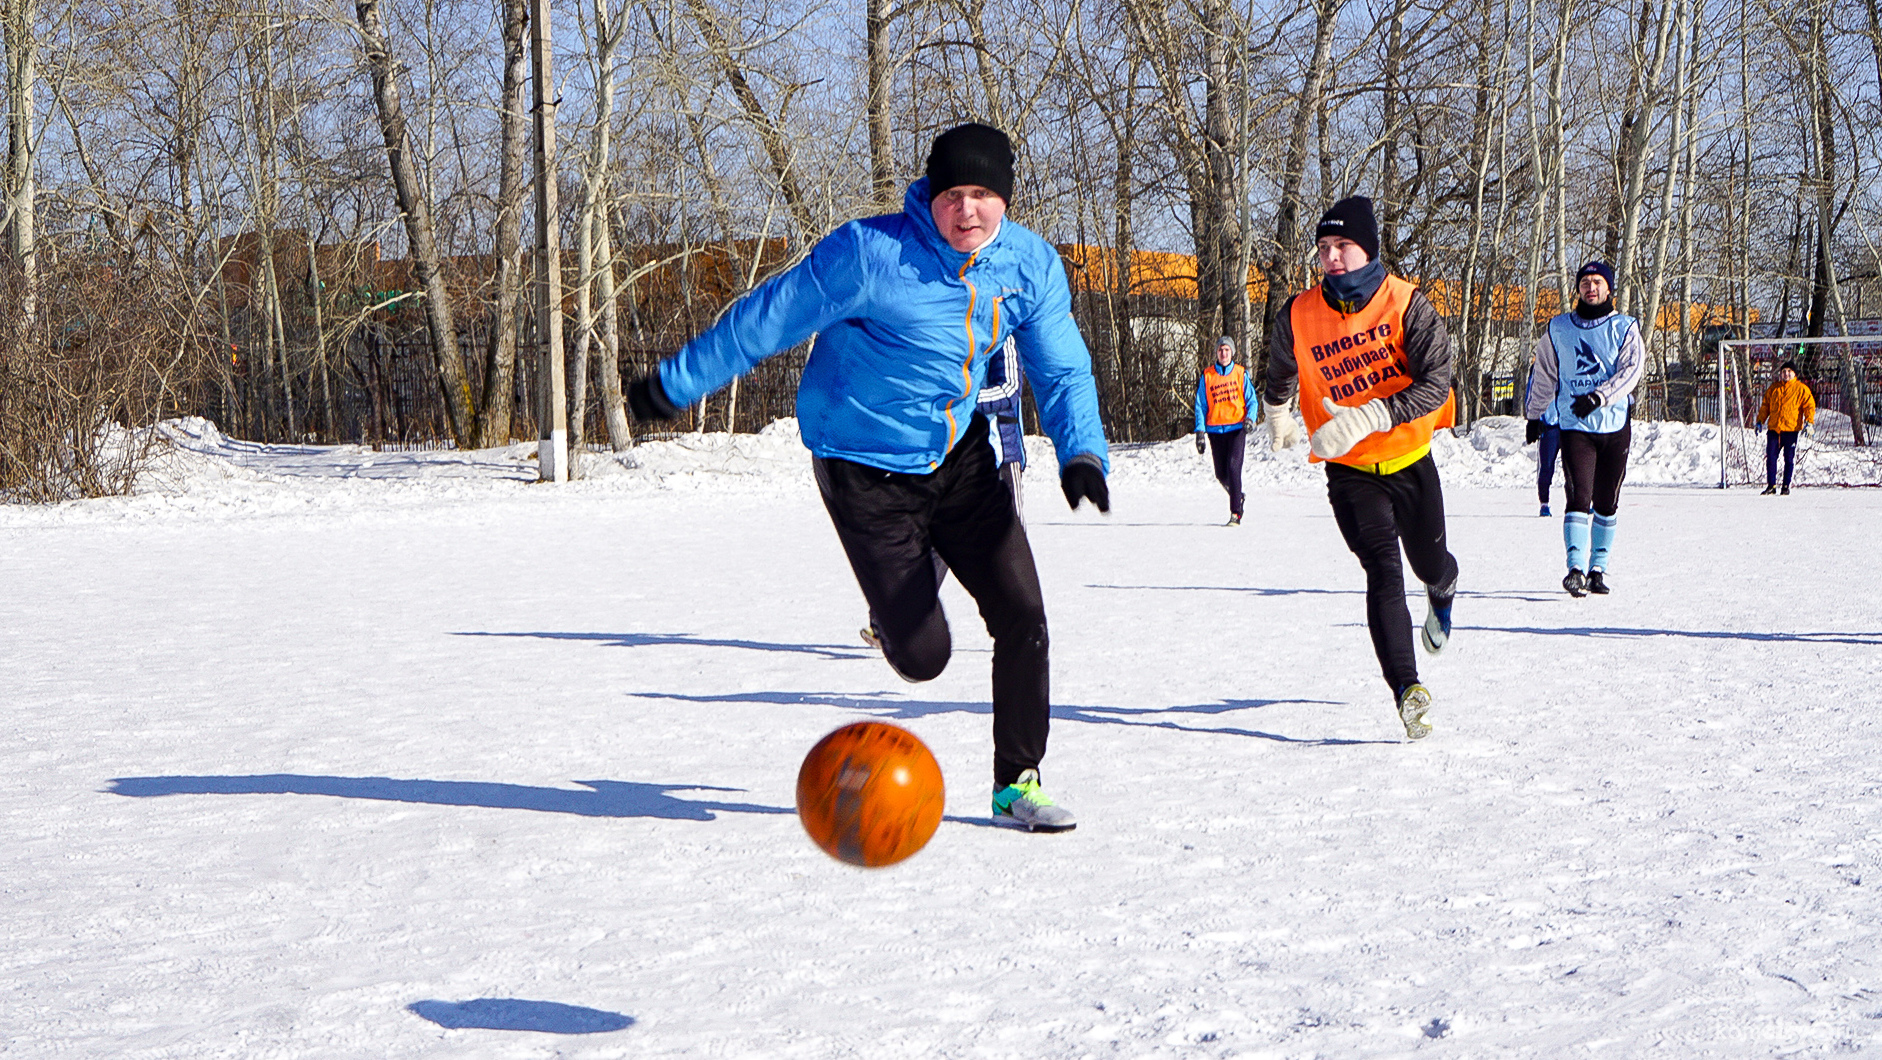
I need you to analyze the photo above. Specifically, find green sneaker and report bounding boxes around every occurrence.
[1396,683,1433,740]
[991,769,1076,832]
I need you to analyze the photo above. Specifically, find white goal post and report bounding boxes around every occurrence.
[1714,335,1879,489]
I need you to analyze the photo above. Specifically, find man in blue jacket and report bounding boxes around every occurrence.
[626,124,1109,833]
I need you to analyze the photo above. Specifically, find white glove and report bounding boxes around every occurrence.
[1264,402,1301,451]
[1310,397,1392,460]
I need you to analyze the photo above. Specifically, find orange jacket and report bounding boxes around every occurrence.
[1758,378,1817,432]
[1293,274,1455,468]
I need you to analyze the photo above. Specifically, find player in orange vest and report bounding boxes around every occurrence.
[1194,336,1256,524]
[1260,196,1459,740]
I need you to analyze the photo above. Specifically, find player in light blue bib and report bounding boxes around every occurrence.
[1523,261,1644,597]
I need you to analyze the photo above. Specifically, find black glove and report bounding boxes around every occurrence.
[1060,456,1109,513]
[1524,419,1543,445]
[1570,391,1603,419]
[1195,432,1206,454]
[627,371,681,423]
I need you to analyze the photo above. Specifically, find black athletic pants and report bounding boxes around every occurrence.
[1325,454,1458,695]
[813,413,1049,788]
[1560,422,1631,516]
[1765,430,1798,488]
[1207,428,1246,517]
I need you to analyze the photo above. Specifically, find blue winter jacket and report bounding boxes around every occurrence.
[657,179,1109,475]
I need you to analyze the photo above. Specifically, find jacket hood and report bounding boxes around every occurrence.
[905,177,1004,269]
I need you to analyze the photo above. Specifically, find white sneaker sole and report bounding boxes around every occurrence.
[991,812,1076,833]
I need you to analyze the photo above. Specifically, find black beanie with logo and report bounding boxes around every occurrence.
[926,124,1015,204]
[1314,196,1379,261]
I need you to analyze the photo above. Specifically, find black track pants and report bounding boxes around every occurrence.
[1325,454,1459,694]
[1561,423,1631,516]
[1208,428,1247,517]
[814,414,1049,788]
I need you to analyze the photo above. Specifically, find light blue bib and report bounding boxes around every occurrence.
[1547,311,1634,433]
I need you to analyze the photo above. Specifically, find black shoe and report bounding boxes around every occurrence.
[1761,485,1777,495]
[1587,570,1609,595]
[1781,486,1790,495]
[1563,569,1587,597]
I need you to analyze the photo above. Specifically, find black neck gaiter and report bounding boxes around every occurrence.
[1321,259,1386,313]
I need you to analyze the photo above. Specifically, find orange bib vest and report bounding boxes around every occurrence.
[1201,363,1248,427]
[1292,274,1455,470]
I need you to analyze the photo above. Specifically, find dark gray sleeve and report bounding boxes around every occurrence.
[1263,296,1300,406]
[1382,290,1453,426]
[1523,332,1558,420]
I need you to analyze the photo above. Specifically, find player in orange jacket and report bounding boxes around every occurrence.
[1261,196,1458,740]
[1756,360,1817,495]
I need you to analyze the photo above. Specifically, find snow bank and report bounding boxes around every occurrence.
[5,412,1876,528]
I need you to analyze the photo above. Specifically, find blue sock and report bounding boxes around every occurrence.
[1563,512,1591,571]
[1590,514,1617,572]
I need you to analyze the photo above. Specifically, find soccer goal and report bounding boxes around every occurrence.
[1710,335,1881,488]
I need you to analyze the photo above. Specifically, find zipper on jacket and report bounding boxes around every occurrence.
[943,249,985,456]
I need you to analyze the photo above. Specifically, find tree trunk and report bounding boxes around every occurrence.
[355,0,473,447]
[597,203,631,449]
[1262,0,1343,349]
[1378,0,1409,266]
[680,0,815,241]
[4,0,37,327]
[474,0,530,449]
[1611,0,1680,313]
[866,0,895,210]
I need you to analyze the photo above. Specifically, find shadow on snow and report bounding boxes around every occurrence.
[1475,625,1882,646]
[454,630,869,661]
[407,998,634,1033]
[1088,583,1558,603]
[103,774,791,820]
[628,690,1385,746]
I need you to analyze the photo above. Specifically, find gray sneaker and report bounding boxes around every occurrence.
[991,769,1076,832]
[1396,683,1433,740]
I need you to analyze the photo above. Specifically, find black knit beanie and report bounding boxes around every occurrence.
[1314,197,1379,261]
[1577,260,1617,292]
[926,124,1015,204]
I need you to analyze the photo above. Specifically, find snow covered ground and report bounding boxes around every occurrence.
[3,418,1879,1058]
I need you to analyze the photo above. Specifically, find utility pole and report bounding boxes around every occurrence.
[533,0,568,481]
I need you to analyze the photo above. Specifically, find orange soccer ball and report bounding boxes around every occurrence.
[795,721,945,868]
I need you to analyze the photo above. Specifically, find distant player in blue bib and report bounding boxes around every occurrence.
[1523,261,1643,597]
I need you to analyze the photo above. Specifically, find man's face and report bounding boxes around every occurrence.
[1216,343,1234,366]
[930,185,1007,253]
[1578,274,1611,304]
[1317,236,1368,276]
[1779,367,1796,384]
